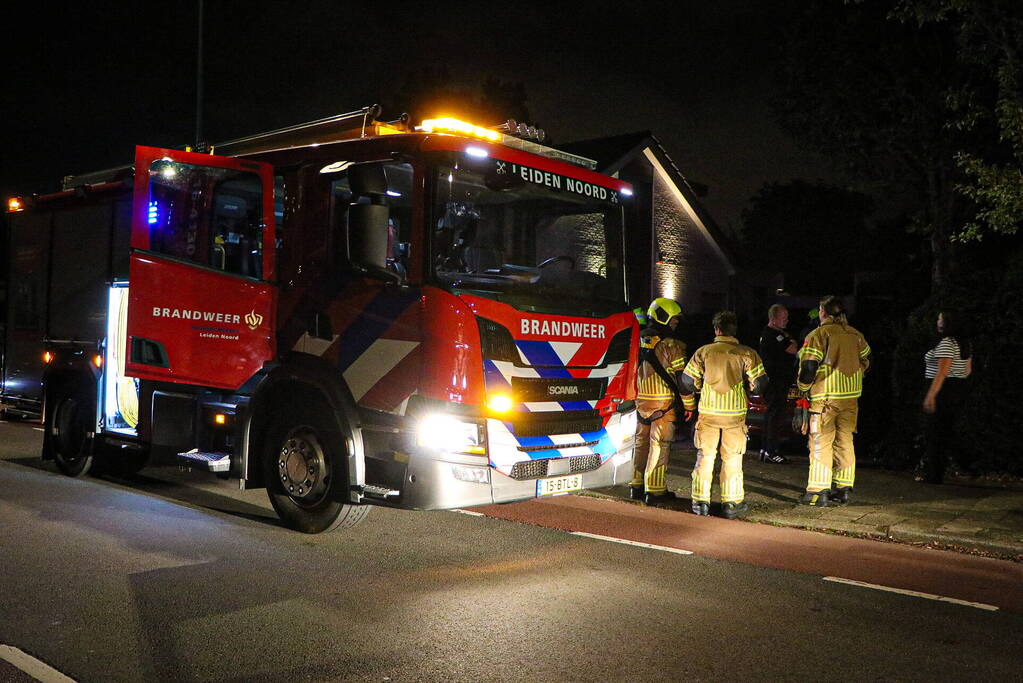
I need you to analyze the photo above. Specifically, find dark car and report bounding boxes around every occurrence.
[746,383,801,451]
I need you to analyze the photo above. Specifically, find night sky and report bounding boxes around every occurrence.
[2,1,833,234]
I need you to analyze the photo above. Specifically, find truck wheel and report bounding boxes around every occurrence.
[263,405,369,533]
[49,389,97,477]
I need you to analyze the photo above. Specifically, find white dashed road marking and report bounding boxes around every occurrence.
[456,508,1002,611]
[823,576,999,611]
[454,510,693,554]
[570,531,694,555]
[0,645,77,682]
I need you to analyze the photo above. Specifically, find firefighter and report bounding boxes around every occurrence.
[680,311,767,518]
[631,298,688,505]
[796,295,871,506]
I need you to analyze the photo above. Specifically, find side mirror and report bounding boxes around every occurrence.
[484,168,525,192]
[349,163,388,196]
[348,203,398,281]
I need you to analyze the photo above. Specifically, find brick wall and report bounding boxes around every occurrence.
[543,214,607,276]
[651,172,730,314]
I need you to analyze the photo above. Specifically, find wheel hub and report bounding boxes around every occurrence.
[278,429,328,502]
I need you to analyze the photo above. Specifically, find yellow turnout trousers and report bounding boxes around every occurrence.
[692,416,747,504]
[631,407,676,495]
[806,398,858,491]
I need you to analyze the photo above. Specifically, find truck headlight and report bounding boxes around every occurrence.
[417,414,486,455]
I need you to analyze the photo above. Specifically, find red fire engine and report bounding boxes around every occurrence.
[3,106,639,532]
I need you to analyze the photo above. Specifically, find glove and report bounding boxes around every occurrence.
[792,398,810,435]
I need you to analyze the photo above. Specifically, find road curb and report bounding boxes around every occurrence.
[586,489,1023,562]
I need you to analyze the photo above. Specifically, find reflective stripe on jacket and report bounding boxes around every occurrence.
[797,320,871,401]
[682,336,765,417]
[636,337,687,402]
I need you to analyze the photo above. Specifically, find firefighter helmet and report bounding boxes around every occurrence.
[648,298,682,326]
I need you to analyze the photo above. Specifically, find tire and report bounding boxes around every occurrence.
[263,403,370,533]
[48,387,98,477]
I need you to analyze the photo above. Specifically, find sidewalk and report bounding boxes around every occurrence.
[593,443,1023,562]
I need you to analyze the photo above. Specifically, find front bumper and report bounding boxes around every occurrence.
[395,442,635,510]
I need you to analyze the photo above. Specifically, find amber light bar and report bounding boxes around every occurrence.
[418,118,501,142]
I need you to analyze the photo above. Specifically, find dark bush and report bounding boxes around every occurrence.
[882,248,1023,476]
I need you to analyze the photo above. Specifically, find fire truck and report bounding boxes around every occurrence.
[3,105,639,532]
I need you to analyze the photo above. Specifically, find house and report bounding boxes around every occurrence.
[560,132,738,318]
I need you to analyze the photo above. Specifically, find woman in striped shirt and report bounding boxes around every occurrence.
[917,310,972,483]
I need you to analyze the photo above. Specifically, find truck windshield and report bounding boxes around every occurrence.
[430,153,626,306]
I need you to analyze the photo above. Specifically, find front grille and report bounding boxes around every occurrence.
[508,454,604,480]
[604,327,633,364]
[570,454,602,473]
[509,409,602,437]
[512,376,607,402]
[517,439,598,452]
[510,459,548,480]
[477,316,519,363]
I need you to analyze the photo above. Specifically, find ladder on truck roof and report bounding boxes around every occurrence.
[61,104,598,189]
[62,105,391,189]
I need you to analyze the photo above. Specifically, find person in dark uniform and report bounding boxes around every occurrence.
[758,304,797,463]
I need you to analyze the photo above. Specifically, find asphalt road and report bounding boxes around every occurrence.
[1,420,1021,682]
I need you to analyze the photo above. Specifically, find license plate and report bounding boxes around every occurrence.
[537,474,582,497]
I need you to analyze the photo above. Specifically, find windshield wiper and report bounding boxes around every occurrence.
[438,264,541,287]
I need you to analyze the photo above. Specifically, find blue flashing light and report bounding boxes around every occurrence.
[147,200,160,225]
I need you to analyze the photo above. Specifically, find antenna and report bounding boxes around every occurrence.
[194,0,205,151]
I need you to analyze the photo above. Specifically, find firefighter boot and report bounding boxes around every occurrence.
[830,486,851,504]
[799,489,829,507]
[645,491,675,507]
[629,486,645,501]
[691,501,710,516]
[722,501,749,519]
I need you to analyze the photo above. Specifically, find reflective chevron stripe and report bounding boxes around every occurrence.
[801,346,824,361]
[721,473,744,503]
[691,471,711,503]
[748,363,766,380]
[699,381,748,416]
[667,356,687,371]
[646,464,667,493]
[808,368,863,401]
[638,372,675,400]
[833,466,855,487]
[808,460,832,491]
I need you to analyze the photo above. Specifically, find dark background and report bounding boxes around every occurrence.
[1,1,830,235]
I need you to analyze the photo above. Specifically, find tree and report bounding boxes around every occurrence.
[893,1,1023,242]
[773,0,967,290]
[741,180,874,294]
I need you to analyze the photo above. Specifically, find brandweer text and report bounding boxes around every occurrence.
[520,319,606,339]
[153,307,242,324]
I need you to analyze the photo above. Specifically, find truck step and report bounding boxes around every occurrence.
[177,449,231,473]
[360,484,399,499]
